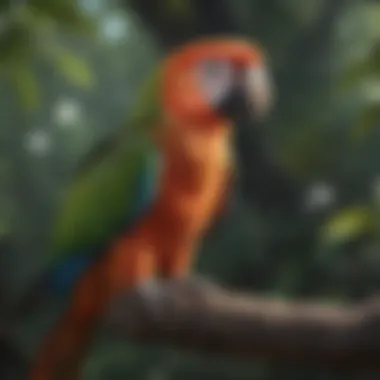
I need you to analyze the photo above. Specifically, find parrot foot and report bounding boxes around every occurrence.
[136,276,222,319]
[157,274,223,309]
[105,277,225,335]
[106,279,166,333]
[135,278,166,316]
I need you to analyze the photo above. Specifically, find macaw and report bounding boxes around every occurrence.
[30,37,273,380]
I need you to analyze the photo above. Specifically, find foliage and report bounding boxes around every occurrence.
[0,0,96,110]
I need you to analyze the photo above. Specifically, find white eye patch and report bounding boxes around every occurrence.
[197,59,234,105]
[246,66,274,119]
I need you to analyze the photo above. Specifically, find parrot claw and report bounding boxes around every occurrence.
[160,274,222,306]
[105,279,166,334]
[136,276,221,318]
[135,279,166,318]
[106,276,224,335]
[108,276,222,327]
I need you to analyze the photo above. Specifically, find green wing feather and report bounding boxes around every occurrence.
[49,67,164,264]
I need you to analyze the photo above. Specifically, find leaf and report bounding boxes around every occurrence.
[165,0,191,15]
[28,0,95,35]
[8,65,40,110]
[53,49,95,89]
[0,218,11,237]
[320,205,373,246]
[350,104,380,141]
[338,43,380,93]
[164,0,194,23]
[0,22,33,62]
[278,124,335,179]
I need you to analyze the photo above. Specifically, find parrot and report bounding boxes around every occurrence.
[29,37,273,380]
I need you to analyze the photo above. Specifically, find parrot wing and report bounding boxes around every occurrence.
[47,129,162,292]
[45,67,165,293]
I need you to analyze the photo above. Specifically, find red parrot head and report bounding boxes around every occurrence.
[162,37,274,127]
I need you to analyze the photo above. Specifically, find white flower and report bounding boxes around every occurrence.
[362,81,380,104]
[100,13,130,42]
[53,98,81,127]
[304,181,336,212]
[24,130,51,157]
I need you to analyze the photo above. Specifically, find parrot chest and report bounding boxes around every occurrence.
[157,129,231,236]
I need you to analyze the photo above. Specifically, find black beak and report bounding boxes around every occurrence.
[218,65,273,125]
[217,67,252,124]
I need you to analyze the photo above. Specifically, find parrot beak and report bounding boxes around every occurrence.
[218,65,274,123]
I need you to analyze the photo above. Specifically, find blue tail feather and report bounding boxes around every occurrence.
[49,253,96,295]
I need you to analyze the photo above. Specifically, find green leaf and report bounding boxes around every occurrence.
[164,0,194,23]
[0,22,34,63]
[320,205,373,246]
[338,43,380,93]
[54,49,95,89]
[0,218,11,236]
[9,65,40,110]
[350,104,380,141]
[165,0,192,15]
[28,0,95,34]
[278,124,335,179]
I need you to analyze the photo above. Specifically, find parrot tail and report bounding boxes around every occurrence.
[9,252,99,321]
[30,230,157,380]
[30,259,106,380]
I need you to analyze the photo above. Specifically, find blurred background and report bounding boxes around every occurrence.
[0,0,379,379]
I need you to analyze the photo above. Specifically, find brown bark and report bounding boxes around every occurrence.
[105,279,380,373]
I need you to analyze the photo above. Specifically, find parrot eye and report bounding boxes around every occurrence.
[197,59,234,106]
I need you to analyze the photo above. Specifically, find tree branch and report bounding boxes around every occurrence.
[105,279,380,373]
